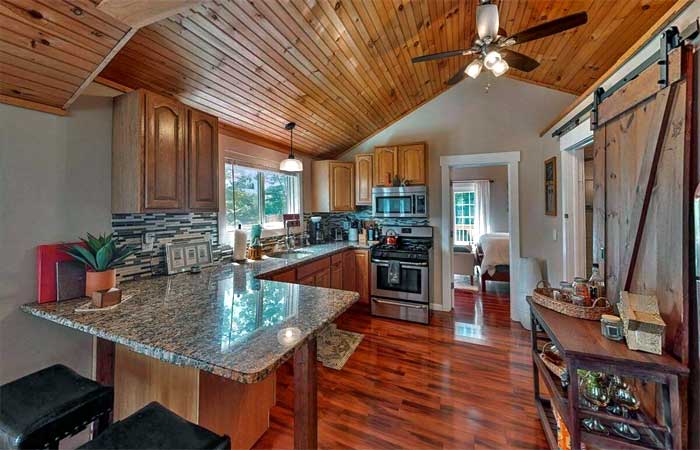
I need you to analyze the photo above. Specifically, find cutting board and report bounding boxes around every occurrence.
[37,243,83,303]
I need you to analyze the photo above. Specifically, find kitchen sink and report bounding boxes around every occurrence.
[267,249,315,259]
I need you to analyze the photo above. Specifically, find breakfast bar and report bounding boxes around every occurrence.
[22,258,359,450]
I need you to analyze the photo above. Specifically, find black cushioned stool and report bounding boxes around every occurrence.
[78,402,230,450]
[0,364,113,449]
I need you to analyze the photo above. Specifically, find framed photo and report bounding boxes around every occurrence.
[165,240,213,275]
[544,156,557,216]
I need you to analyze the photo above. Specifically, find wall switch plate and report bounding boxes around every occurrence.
[552,228,558,241]
[142,232,155,251]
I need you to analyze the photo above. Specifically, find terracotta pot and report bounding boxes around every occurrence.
[85,269,116,297]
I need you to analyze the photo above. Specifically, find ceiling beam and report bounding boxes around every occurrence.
[0,94,68,117]
[538,0,694,137]
[95,0,200,29]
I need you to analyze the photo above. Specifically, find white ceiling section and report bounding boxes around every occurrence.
[546,1,700,137]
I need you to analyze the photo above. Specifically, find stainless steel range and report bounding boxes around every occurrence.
[370,226,433,324]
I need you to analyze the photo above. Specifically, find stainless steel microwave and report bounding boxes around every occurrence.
[371,186,428,218]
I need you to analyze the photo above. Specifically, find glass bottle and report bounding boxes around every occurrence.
[588,263,605,300]
[573,277,591,306]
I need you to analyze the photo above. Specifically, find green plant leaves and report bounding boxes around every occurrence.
[64,233,135,272]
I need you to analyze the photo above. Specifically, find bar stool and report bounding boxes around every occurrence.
[78,402,230,449]
[0,364,113,449]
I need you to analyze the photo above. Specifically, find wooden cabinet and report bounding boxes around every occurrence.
[330,253,343,289]
[296,257,331,287]
[112,89,219,213]
[354,153,373,205]
[342,250,356,292]
[311,160,354,212]
[188,109,219,211]
[373,146,397,187]
[272,269,296,282]
[353,249,370,303]
[315,268,330,288]
[144,92,186,210]
[397,143,427,185]
[298,274,315,286]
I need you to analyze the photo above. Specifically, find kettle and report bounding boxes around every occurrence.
[385,229,398,247]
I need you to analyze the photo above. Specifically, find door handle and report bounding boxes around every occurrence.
[373,298,428,309]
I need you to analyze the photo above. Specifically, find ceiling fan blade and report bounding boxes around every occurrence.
[501,49,540,72]
[412,49,473,63]
[509,12,588,45]
[446,64,469,85]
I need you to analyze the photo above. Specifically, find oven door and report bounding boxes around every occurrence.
[372,193,415,217]
[371,260,429,303]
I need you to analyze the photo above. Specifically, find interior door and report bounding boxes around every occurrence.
[144,92,185,210]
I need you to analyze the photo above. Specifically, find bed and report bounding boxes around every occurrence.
[474,233,510,291]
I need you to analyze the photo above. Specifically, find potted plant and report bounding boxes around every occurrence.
[64,233,135,296]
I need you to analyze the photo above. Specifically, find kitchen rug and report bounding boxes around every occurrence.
[317,324,363,370]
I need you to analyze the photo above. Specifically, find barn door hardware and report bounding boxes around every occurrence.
[590,87,605,129]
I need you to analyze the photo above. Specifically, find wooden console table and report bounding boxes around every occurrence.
[527,297,688,450]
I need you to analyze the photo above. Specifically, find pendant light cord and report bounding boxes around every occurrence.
[289,127,294,159]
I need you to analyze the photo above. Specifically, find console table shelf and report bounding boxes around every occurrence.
[527,297,688,450]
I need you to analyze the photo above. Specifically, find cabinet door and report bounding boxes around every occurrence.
[354,154,373,205]
[188,109,219,211]
[398,143,426,185]
[272,269,296,282]
[342,250,356,292]
[298,274,316,286]
[315,268,330,288]
[329,162,354,211]
[373,146,397,187]
[330,261,343,289]
[144,92,186,210]
[354,249,369,303]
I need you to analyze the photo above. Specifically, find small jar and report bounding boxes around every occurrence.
[600,314,624,341]
[559,281,574,302]
[571,295,587,306]
[573,277,591,306]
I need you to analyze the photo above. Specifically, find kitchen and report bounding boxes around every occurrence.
[1,1,699,449]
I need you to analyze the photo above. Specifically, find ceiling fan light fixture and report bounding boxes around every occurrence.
[465,59,483,79]
[280,122,303,172]
[491,59,509,77]
[483,50,501,70]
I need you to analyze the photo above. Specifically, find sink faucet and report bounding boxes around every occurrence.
[284,219,296,250]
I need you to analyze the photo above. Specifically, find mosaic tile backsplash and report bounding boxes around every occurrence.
[112,212,222,281]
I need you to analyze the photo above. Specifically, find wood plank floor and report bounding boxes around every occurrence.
[254,287,548,449]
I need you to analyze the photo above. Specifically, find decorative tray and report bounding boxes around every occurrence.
[532,288,612,321]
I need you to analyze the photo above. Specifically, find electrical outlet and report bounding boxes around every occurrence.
[142,232,155,251]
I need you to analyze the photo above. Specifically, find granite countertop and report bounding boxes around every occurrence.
[22,242,368,383]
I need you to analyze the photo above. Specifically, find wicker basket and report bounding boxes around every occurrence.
[532,287,612,321]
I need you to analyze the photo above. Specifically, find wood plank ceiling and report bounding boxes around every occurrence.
[0,0,132,112]
[2,0,679,156]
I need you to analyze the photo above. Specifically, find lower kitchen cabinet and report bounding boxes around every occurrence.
[353,249,370,303]
[342,250,356,292]
[315,268,330,288]
[330,253,343,289]
[272,269,296,282]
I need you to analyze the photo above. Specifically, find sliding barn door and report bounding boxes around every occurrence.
[592,46,692,362]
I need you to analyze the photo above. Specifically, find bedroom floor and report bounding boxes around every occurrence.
[254,287,545,449]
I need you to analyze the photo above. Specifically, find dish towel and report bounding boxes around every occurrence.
[388,261,401,285]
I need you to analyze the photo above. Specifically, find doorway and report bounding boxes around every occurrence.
[439,152,522,323]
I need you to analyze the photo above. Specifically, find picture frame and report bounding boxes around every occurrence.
[544,156,557,216]
[165,240,213,275]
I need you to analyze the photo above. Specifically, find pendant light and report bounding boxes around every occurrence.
[280,122,303,172]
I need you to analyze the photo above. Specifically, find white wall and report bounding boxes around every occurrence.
[450,165,509,233]
[339,75,573,306]
[0,96,113,383]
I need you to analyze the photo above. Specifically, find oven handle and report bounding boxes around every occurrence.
[373,298,428,309]
[371,259,428,267]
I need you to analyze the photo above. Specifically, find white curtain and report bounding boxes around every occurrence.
[474,180,491,242]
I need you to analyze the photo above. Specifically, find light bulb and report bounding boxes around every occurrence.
[483,51,502,70]
[491,59,509,77]
[465,59,483,79]
[280,157,303,172]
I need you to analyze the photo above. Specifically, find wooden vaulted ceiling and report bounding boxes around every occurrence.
[2,1,680,156]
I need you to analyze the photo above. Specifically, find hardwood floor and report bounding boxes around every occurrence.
[254,288,547,449]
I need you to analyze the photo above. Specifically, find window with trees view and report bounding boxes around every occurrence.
[454,190,476,245]
[224,161,300,232]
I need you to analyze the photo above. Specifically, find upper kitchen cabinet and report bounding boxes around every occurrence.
[354,153,373,205]
[112,89,219,213]
[188,109,219,211]
[397,143,427,185]
[373,146,397,187]
[312,161,354,212]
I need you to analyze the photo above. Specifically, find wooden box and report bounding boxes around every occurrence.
[619,291,666,355]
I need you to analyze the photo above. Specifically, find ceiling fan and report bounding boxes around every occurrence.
[412,0,588,85]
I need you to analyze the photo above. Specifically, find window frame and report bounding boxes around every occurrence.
[223,158,301,238]
[453,183,476,246]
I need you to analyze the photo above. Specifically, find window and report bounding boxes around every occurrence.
[454,189,476,245]
[224,161,300,233]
